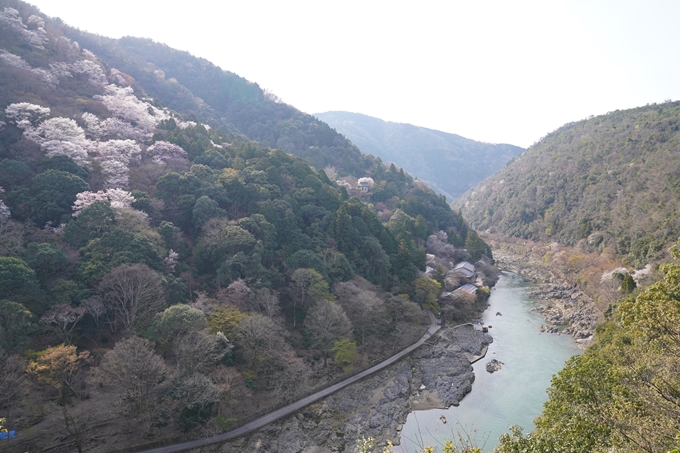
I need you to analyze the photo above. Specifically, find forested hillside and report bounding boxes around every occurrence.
[59,30,376,177]
[0,2,493,451]
[316,111,524,200]
[456,102,680,268]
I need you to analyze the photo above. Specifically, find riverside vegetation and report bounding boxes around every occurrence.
[0,1,496,452]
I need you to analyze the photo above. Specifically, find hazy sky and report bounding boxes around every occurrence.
[26,0,680,148]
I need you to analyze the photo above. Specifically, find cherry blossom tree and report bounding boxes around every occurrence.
[146,141,189,165]
[81,113,103,139]
[96,85,167,142]
[5,102,50,130]
[72,188,135,216]
[0,8,48,49]
[24,117,90,166]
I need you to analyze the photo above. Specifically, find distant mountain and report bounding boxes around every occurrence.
[454,101,680,267]
[315,111,524,200]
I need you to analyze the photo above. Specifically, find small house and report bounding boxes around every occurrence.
[357,177,374,192]
[452,261,476,279]
[452,284,478,298]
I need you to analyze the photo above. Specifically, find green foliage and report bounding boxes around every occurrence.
[40,155,88,181]
[76,229,163,283]
[413,277,442,313]
[464,230,491,262]
[457,101,680,266]
[0,158,32,189]
[63,201,116,248]
[207,306,247,340]
[330,338,356,373]
[619,273,636,293]
[0,256,41,308]
[29,169,89,227]
[24,242,69,282]
[46,279,89,307]
[147,304,206,343]
[0,299,38,353]
[498,259,680,452]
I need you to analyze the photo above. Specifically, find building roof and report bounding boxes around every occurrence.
[453,284,478,296]
[452,261,475,278]
[454,261,475,272]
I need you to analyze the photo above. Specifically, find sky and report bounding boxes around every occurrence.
[25,0,680,148]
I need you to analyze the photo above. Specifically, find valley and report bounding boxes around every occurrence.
[1,0,680,452]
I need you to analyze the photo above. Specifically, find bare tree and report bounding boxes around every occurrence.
[236,314,285,369]
[171,373,224,430]
[82,296,106,329]
[39,304,86,345]
[98,263,166,333]
[334,281,387,348]
[0,218,24,257]
[96,336,171,425]
[272,351,312,403]
[173,330,232,376]
[0,349,28,434]
[252,288,280,317]
[304,300,352,366]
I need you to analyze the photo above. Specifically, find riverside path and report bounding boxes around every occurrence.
[136,318,441,453]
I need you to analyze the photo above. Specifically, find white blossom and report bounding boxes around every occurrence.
[0,49,31,71]
[72,188,135,216]
[81,112,104,139]
[106,188,135,209]
[96,139,141,165]
[27,14,45,29]
[95,85,167,141]
[72,191,109,216]
[5,102,50,130]
[357,177,375,186]
[164,249,179,274]
[0,199,10,221]
[100,159,129,189]
[25,117,90,166]
[109,68,132,86]
[70,59,107,87]
[147,140,188,164]
[0,8,48,49]
[176,120,197,129]
[0,120,5,132]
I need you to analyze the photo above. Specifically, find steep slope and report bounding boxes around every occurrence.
[455,102,680,267]
[316,111,524,200]
[58,31,376,177]
[0,3,497,450]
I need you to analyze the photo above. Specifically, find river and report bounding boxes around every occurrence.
[395,272,582,452]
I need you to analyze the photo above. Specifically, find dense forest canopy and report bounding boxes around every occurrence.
[456,101,680,268]
[0,2,493,450]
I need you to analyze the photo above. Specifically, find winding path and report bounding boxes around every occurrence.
[136,320,441,453]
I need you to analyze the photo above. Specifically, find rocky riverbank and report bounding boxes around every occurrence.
[492,248,601,347]
[211,325,491,453]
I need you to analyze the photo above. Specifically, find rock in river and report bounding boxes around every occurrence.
[486,359,503,373]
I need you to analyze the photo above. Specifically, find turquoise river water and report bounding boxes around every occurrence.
[396,272,582,452]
